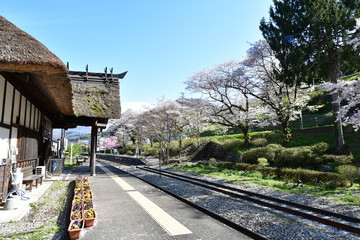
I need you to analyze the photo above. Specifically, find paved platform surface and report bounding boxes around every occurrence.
[79,160,251,240]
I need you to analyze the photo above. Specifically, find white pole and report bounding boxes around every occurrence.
[70,143,73,164]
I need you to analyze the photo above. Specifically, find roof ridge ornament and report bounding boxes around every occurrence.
[85,64,89,81]
[110,67,114,82]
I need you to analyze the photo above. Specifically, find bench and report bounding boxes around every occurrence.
[23,175,43,192]
[76,156,87,166]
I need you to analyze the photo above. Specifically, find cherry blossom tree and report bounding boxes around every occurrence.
[323,73,360,131]
[177,98,210,147]
[239,40,313,144]
[103,136,120,153]
[186,60,261,145]
[104,109,140,154]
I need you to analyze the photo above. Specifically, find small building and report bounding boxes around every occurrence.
[0,16,126,203]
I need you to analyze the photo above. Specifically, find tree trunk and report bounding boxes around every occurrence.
[331,91,345,153]
[242,126,250,146]
[328,59,345,153]
[196,130,201,147]
[178,134,183,158]
[281,119,291,145]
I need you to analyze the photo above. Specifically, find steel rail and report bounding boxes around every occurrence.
[137,166,360,235]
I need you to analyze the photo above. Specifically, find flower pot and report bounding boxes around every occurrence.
[68,220,83,240]
[84,209,96,227]
[70,210,82,221]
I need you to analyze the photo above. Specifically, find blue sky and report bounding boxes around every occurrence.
[2,0,273,112]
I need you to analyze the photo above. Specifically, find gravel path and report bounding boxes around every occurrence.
[107,160,360,240]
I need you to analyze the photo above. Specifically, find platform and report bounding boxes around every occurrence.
[80,161,251,239]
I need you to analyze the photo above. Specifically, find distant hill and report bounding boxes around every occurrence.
[53,126,91,142]
[67,127,91,142]
[67,126,91,135]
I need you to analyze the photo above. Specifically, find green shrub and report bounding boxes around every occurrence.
[251,138,268,147]
[338,164,360,184]
[216,161,235,169]
[275,168,349,186]
[234,163,259,173]
[221,138,245,151]
[169,141,180,156]
[142,145,158,157]
[257,158,269,167]
[311,142,330,155]
[198,161,209,166]
[209,158,217,166]
[242,143,334,169]
[260,167,277,178]
[242,145,279,164]
[275,147,316,168]
[126,149,134,155]
[188,161,350,187]
[321,154,353,164]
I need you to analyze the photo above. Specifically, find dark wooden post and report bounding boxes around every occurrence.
[90,122,98,176]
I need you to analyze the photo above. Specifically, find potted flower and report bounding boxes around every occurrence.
[73,199,82,205]
[74,193,83,200]
[84,198,92,204]
[84,191,92,199]
[68,220,83,240]
[75,177,83,182]
[71,203,82,212]
[84,202,93,210]
[83,181,90,188]
[84,208,96,227]
[70,210,82,221]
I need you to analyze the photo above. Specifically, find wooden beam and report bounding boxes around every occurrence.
[95,121,107,129]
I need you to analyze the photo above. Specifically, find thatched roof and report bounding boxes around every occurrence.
[69,71,127,119]
[0,16,127,127]
[0,16,73,116]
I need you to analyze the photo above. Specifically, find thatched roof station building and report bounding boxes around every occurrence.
[0,16,126,203]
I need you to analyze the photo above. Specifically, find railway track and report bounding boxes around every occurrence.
[136,166,360,235]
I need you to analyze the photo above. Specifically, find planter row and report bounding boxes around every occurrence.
[68,176,96,240]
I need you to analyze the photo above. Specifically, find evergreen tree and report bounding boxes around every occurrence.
[260,0,360,152]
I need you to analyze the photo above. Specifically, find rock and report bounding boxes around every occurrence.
[190,141,225,161]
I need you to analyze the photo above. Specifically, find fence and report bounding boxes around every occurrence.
[251,115,334,132]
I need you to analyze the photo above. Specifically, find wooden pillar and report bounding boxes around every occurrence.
[90,122,98,176]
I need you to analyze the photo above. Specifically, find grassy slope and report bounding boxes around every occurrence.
[200,129,360,164]
[176,164,360,206]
